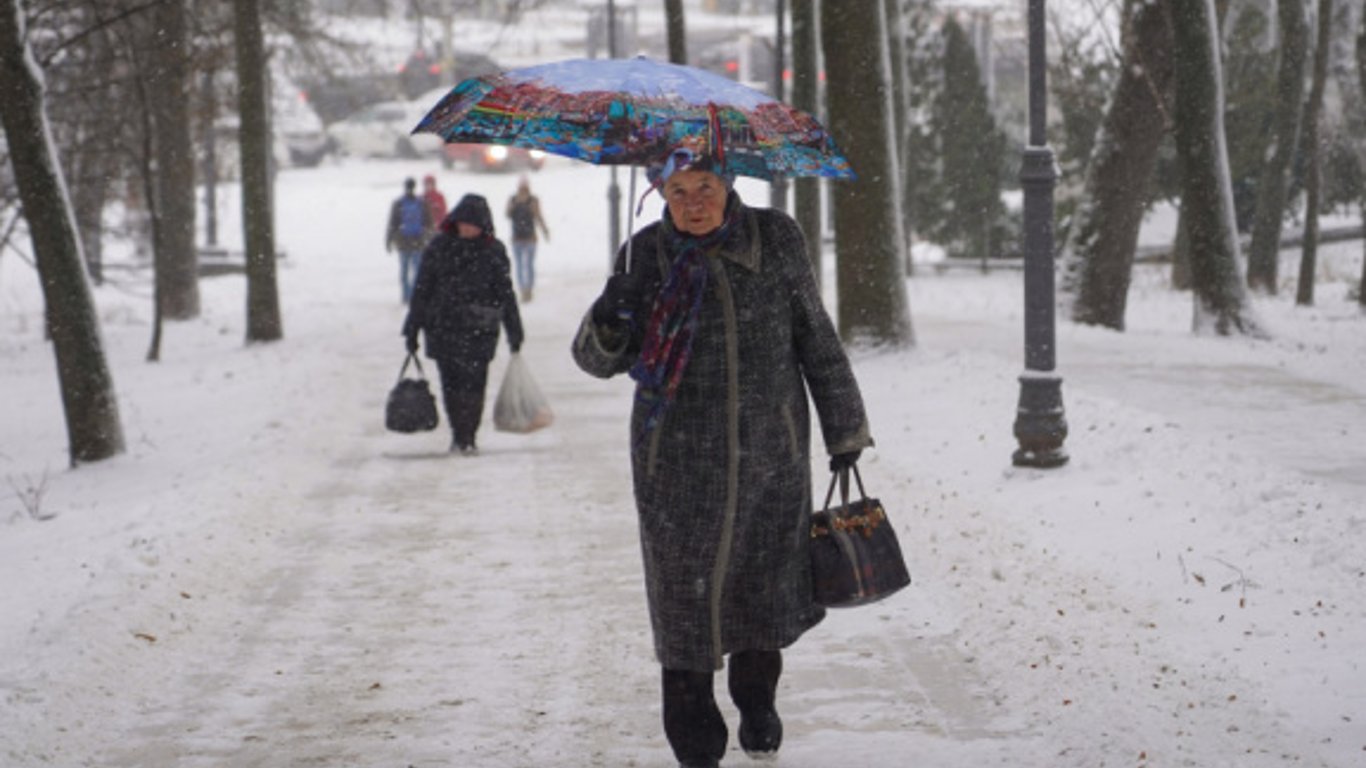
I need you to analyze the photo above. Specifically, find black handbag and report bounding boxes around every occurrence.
[810,465,911,608]
[385,353,439,433]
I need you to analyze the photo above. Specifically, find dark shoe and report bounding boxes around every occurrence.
[738,708,782,759]
[663,668,727,768]
[729,649,783,759]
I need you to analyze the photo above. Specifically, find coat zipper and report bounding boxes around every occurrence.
[708,255,741,669]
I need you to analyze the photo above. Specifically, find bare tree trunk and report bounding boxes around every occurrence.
[791,0,821,288]
[1358,1,1365,309]
[236,0,283,343]
[664,0,686,64]
[1296,0,1333,307]
[885,0,912,272]
[769,0,789,212]
[148,0,200,320]
[1064,0,1174,330]
[821,0,912,345]
[1171,0,1263,335]
[68,132,114,286]
[1246,0,1309,293]
[0,0,125,465]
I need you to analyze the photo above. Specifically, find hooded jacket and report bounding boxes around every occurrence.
[403,195,522,362]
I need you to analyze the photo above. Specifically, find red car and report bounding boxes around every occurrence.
[442,143,546,173]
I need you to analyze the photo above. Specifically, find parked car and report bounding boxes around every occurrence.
[406,88,546,173]
[275,82,329,167]
[326,100,441,159]
[441,143,547,173]
[202,67,328,178]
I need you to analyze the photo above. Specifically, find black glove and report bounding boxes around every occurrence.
[591,272,642,326]
[829,450,862,473]
[510,339,522,354]
[405,332,419,354]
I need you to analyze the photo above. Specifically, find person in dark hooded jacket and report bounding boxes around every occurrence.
[403,194,524,454]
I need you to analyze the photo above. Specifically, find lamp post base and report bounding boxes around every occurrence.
[1013,371,1068,468]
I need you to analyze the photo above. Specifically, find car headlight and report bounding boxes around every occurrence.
[528,149,546,160]
[485,145,509,161]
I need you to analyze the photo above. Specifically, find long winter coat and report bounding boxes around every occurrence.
[403,222,523,363]
[572,193,872,672]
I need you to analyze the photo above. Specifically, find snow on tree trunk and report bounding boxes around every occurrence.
[1246,0,1308,294]
[0,0,125,465]
[1296,0,1333,307]
[791,0,821,288]
[148,0,200,321]
[1171,0,1265,336]
[821,0,913,346]
[1062,0,1174,331]
[235,0,283,343]
[1358,2,1366,308]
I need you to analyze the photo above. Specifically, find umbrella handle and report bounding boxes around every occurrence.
[624,165,638,274]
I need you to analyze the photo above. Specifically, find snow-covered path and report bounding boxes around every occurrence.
[3,158,1364,767]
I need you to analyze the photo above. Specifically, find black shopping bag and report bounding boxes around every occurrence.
[809,465,911,608]
[385,353,439,433]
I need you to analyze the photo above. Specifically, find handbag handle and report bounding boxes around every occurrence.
[398,352,427,382]
[821,464,869,512]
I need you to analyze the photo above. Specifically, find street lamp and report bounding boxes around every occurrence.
[1012,0,1068,468]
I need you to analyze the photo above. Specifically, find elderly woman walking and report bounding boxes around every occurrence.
[571,148,872,768]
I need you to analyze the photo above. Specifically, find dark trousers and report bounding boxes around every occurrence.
[434,357,489,448]
[662,649,782,766]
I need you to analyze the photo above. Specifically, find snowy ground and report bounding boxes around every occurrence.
[2,156,1364,768]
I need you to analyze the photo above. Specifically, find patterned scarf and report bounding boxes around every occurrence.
[629,200,742,443]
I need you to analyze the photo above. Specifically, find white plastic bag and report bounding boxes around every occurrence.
[493,354,554,433]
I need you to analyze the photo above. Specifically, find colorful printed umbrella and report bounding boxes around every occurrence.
[412,56,855,181]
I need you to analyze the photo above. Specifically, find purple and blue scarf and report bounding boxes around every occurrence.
[628,202,742,443]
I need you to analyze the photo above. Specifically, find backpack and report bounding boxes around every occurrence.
[398,197,425,239]
[510,198,536,240]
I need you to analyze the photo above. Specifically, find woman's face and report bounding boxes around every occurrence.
[457,222,483,239]
[664,169,727,236]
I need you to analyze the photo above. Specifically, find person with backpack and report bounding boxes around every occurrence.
[422,174,448,235]
[402,194,523,455]
[386,177,432,303]
[506,176,550,302]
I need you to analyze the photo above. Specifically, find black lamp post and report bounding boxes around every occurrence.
[1012,0,1068,468]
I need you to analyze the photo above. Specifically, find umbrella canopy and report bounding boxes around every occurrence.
[412,56,854,181]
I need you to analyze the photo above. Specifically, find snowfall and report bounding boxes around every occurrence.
[2,149,1364,768]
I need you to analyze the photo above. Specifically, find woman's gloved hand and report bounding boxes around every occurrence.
[591,272,642,326]
[829,450,862,473]
[405,332,419,354]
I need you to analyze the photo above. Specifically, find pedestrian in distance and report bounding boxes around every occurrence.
[386,177,433,303]
[403,194,524,455]
[505,176,550,303]
[571,147,873,768]
[421,174,448,236]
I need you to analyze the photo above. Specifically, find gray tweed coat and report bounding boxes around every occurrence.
[572,194,872,672]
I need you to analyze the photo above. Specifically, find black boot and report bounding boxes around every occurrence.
[729,650,783,759]
[662,668,727,768]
